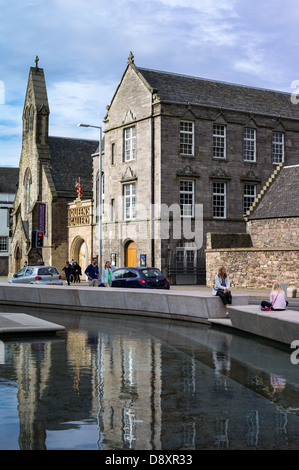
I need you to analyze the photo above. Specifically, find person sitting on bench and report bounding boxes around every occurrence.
[261,281,288,311]
[212,266,232,313]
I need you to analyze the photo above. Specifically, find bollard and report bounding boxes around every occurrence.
[287,287,297,298]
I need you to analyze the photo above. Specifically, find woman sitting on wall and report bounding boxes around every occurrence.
[212,266,232,314]
[261,281,288,311]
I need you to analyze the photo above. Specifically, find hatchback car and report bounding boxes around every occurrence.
[8,266,63,285]
[111,267,170,289]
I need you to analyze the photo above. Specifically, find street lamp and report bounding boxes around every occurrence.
[78,123,102,270]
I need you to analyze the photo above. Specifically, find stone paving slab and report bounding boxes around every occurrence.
[0,313,65,334]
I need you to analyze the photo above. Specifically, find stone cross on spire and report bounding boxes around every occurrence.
[35,56,39,69]
[127,51,134,64]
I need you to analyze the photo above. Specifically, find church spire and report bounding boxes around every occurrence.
[22,59,50,146]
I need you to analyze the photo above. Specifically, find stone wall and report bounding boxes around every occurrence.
[247,218,299,248]
[206,247,299,289]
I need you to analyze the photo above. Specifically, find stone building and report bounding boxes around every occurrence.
[205,164,299,289]
[10,56,299,284]
[100,53,299,284]
[0,167,19,275]
[9,62,98,276]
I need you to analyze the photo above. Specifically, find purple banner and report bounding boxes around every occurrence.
[38,203,46,233]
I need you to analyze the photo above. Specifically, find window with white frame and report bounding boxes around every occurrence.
[176,241,197,270]
[244,128,256,161]
[213,124,226,158]
[180,180,194,217]
[243,184,256,214]
[124,183,136,220]
[124,126,136,162]
[213,182,226,218]
[273,132,284,164]
[0,237,8,251]
[180,121,194,156]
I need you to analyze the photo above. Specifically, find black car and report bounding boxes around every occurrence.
[112,267,170,289]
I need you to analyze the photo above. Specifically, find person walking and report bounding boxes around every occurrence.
[212,266,232,315]
[261,281,288,311]
[101,260,115,287]
[73,262,82,283]
[62,261,72,286]
[85,257,100,287]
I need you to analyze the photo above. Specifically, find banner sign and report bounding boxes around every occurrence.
[38,203,46,233]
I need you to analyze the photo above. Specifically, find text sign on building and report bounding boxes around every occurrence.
[69,206,91,226]
[38,203,46,233]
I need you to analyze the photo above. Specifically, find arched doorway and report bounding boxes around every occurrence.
[14,245,21,273]
[125,241,137,267]
[70,237,89,274]
[78,241,88,274]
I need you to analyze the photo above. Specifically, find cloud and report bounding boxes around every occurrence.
[48,79,118,138]
[1,0,299,166]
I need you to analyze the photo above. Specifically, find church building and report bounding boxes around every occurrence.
[9,60,98,277]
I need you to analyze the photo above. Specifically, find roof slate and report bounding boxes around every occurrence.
[249,165,299,219]
[48,137,98,199]
[0,167,19,193]
[138,67,299,119]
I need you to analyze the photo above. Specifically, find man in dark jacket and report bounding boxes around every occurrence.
[84,257,100,287]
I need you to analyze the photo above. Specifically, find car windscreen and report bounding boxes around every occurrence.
[140,268,163,278]
[38,267,59,275]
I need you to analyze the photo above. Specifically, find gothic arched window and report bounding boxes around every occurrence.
[24,107,29,133]
[24,168,32,213]
[28,105,34,132]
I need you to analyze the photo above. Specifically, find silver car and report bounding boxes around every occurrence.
[8,265,63,285]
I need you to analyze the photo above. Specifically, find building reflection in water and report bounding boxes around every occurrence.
[12,341,51,450]
[1,315,299,450]
[96,333,162,450]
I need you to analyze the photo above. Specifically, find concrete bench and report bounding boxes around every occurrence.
[228,305,299,344]
[0,283,249,324]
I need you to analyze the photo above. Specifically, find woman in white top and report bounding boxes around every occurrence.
[261,281,288,311]
[212,266,232,308]
[101,261,115,287]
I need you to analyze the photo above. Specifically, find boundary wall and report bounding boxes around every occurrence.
[206,247,299,290]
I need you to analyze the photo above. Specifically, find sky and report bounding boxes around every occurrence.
[1,0,299,167]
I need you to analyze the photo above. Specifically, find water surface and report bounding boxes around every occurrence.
[0,307,299,450]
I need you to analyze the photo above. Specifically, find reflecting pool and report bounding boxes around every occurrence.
[0,306,299,450]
